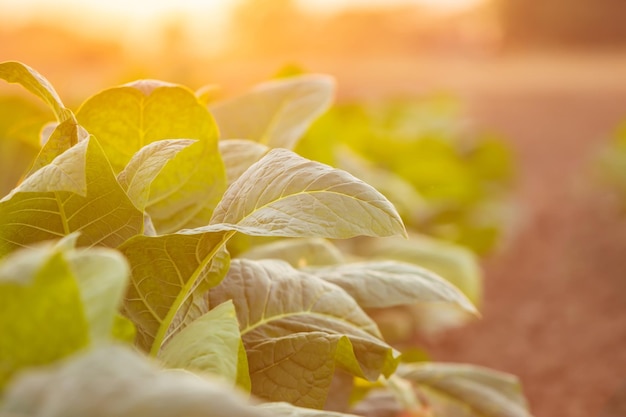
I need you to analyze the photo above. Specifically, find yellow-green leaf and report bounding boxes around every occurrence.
[0,95,49,195]
[76,81,214,171]
[206,149,406,239]
[158,300,248,390]
[239,238,345,268]
[219,139,269,185]
[67,247,130,344]
[397,363,531,417]
[355,234,482,305]
[304,261,477,313]
[1,345,265,417]
[0,61,71,122]
[26,118,87,178]
[210,74,334,149]
[119,231,231,353]
[0,137,144,257]
[208,259,399,408]
[77,81,227,233]
[117,139,196,211]
[0,244,88,389]
[146,139,226,233]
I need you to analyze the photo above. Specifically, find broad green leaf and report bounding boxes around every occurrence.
[0,137,144,257]
[76,80,214,171]
[119,231,231,353]
[239,238,345,268]
[219,139,269,185]
[0,61,71,122]
[205,149,406,239]
[117,139,196,211]
[0,243,88,389]
[26,118,87,178]
[259,402,360,417]
[397,363,531,417]
[210,74,334,149]
[146,139,226,233]
[0,95,48,194]
[353,234,482,304]
[304,261,477,313]
[158,300,248,389]
[67,247,130,344]
[1,345,266,417]
[208,259,399,409]
[76,81,227,233]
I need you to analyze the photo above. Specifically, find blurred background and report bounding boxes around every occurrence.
[2,1,626,416]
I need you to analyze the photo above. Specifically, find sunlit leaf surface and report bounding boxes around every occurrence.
[211,74,334,150]
[208,259,399,408]
[1,345,264,417]
[0,137,143,257]
[77,80,226,233]
[206,149,406,239]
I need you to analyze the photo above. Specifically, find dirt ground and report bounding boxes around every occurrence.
[351,54,626,417]
[297,52,626,417]
[430,89,626,417]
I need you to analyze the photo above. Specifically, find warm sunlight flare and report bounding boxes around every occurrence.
[0,0,484,53]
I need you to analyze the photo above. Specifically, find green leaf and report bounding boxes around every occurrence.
[158,300,248,389]
[119,231,231,353]
[117,139,196,211]
[0,137,144,257]
[210,75,334,149]
[1,345,266,417]
[0,243,89,389]
[0,95,49,195]
[208,259,399,409]
[0,61,71,122]
[76,80,215,171]
[67,247,130,344]
[26,118,87,178]
[240,238,345,268]
[146,139,226,233]
[304,261,477,314]
[219,139,269,185]
[111,314,137,343]
[354,234,482,305]
[76,81,226,233]
[206,149,406,239]
[259,402,360,417]
[397,363,531,417]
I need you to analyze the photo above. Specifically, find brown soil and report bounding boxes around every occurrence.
[427,89,626,417]
[303,52,626,417]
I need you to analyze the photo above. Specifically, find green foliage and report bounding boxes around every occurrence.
[0,235,129,389]
[295,98,514,254]
[597,121,626,201]
[0,61,530,417]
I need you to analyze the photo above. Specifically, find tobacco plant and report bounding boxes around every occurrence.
[0,61,531,417]
[295,98,514,255]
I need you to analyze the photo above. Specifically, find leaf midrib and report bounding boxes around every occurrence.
[240,310,376,339]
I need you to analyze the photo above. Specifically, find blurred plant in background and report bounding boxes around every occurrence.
[296,96,514,255]
[597,122,626,202]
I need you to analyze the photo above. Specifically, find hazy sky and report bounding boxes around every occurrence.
[0,0,483,54]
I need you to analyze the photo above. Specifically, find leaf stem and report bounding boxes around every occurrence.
[149,230,236,356]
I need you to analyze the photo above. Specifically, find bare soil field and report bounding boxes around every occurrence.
[433,89,626,417]
[334,52,626,417]
[280,52,626,417]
